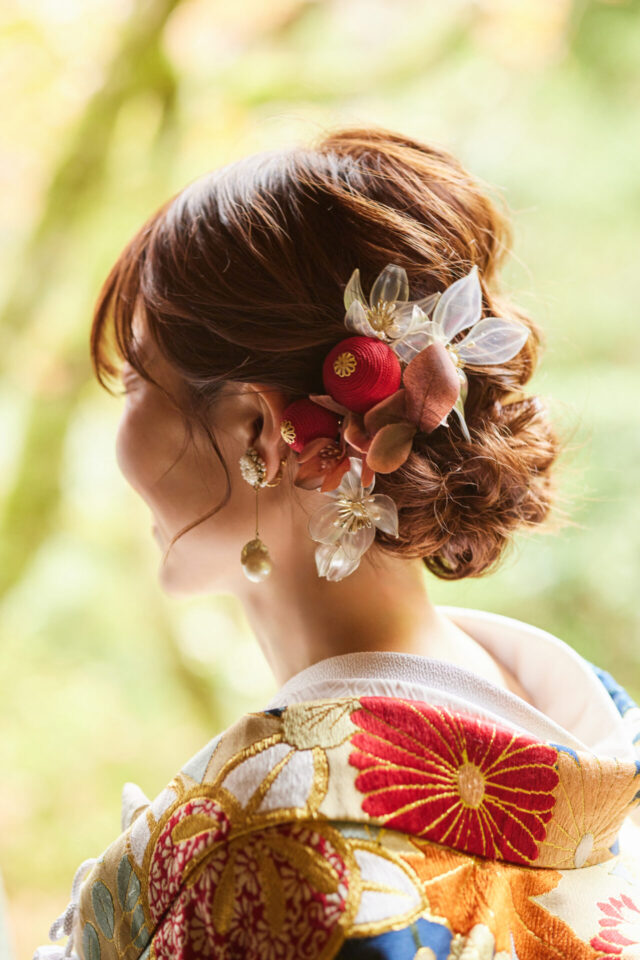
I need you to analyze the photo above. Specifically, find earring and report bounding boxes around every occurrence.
[238,448,286,582]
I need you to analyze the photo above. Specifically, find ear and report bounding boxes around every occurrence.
[244,383,290,482]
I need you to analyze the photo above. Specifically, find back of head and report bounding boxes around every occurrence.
[92,124,566,580]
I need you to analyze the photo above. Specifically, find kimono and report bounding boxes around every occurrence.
[34,605,640,960]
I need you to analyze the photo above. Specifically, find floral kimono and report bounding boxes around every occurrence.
[35,605,640,960]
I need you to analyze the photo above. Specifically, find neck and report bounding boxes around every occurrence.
[236,539,485,687]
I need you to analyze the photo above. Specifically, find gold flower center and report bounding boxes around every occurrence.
[446,344,464,367]
[335,496,374,533]
[333,351,357,378]
[456,762,485,808]
[366,299,397,334]
[319,443,341,464]
[280,419,296,445]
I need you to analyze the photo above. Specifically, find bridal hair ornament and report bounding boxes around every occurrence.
[278,263,530,582]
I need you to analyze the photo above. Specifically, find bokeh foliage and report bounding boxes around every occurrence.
[1,0,639,953]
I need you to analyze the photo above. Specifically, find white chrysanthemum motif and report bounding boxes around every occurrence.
[309,457,398,581]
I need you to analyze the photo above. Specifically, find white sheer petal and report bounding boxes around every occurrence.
[368,495,399,537]
[344,267,366,311]
[458,367,469,403]
[432,264,482,342]
[411,291,440,317]
[391,327,437,363]
[336,457,364,499]
[386,301,416,338]
[455,317,530,366]
[370,264,409,306]
[340,524,376,561]
[316,543,361,581]
[344,299,373,337]
[447,369,470,439]
[308,502,342,544]
[450,395,471,441]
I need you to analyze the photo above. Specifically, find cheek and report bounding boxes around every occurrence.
[115,402,145,492]
[115,393,179,495]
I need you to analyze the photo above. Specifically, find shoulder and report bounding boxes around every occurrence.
[73,703,334,958]
[71,690,640,959]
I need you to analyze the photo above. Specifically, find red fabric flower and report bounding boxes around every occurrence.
[294,437,353,493]
[591,895,640,955]
[348,697,559,865]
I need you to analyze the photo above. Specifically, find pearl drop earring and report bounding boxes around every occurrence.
[238,447,285,582]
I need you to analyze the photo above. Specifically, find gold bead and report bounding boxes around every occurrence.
[240,537,272,582]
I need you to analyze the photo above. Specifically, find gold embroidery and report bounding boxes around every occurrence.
[282,701,355,749]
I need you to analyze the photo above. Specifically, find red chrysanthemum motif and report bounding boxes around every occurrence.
[591,895,640,955]
[348,697,559,865]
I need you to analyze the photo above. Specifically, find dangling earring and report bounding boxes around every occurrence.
[238,447,286,582]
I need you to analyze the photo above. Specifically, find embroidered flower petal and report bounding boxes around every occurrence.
[344,299,375,338]
[455,317,530,366]
[368,494,399,537]
[349,697,559,865]
[344,267,367,311]
[432,264,482,342]
[315,542,362,581]
[369,264,410,307]
[340,525,376,562]
[308,502,342,544]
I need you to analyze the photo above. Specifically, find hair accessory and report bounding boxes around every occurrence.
[312,456,398,581]
[238,448,285,582]
[279,263,530,581]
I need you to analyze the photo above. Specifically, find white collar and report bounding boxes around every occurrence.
[264,604,634,760]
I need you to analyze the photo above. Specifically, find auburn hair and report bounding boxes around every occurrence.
[91,125,572,579]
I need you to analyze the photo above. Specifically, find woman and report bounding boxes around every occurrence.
[35,127,640,960]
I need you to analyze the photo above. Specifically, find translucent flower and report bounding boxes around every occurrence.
[344,263,439,341]
[388,264,530,441]
[308,457,399,581]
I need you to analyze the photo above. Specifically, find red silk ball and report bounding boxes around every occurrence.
[323,336,402,414]
[280,398,341,453]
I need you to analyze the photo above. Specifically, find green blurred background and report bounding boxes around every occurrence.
[1,0,639,954]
